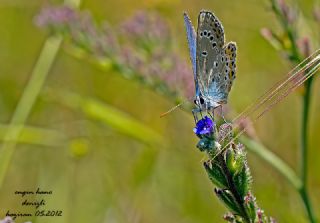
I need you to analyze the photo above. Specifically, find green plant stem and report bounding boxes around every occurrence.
[276,0,316,218]
[44,89,163,145]
[0,0,81,189]
[299,187,316,223]
[0,36,62,188]
[301,79,312,185]
[299,77,316,223]
[217,155,251,223]
[0,124,65,147]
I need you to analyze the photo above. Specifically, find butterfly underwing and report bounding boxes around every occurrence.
[184,10,237,115]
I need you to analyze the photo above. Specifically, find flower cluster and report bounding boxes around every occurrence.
[35,5,118,57]
[193,116,274,222]
[35,6,194,99]
[261,0,320,63]
[261,1,318,222]
[35,5,77,28]
[193,116,214,135]
[120,10,170,45]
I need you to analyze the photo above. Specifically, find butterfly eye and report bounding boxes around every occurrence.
[199,97,205,104]
[193,99,197,105]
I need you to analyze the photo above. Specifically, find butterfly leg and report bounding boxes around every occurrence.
[219,105,228,124]
[208,107,215,120]
[207,108,219,137]
[192,108,201,123]
[200,110,204,119]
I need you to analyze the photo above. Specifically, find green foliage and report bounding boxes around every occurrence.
[233,165,250,199]
[214,188,241,215]
[245,196,257,222]
[194,116,274,222]
[204,161,228,189]
[261,1,319,221]
[1,1,319,223]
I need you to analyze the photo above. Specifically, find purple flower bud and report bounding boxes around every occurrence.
[260,28,273,41]
[297,37,311,58]
[120,11,169,43]
[244,191,255,204]
[193,116,215,135]
[257,208,264,223]
[34,5,77,28]
[277,0,296,24]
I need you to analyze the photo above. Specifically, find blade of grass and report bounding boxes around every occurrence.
[0,0,81,189]
[0,124,65,147]
[0,36,62,188]
[45,89,163,146]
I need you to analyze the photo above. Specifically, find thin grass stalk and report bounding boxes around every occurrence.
[0,0,81,188]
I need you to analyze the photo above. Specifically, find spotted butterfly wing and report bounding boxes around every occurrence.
[223,42,237,94]
[197,11,236,107]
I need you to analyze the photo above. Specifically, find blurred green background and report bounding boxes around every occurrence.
[0,0,319,222]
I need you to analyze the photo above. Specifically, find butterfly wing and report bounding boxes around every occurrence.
[183,12,198,95]
[222,42,237,95]
[208,42,237,103]
[196,11,225,99]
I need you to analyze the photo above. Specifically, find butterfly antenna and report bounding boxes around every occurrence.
[160,101,187,118]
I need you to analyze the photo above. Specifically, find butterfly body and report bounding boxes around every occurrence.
[184,10,237,116]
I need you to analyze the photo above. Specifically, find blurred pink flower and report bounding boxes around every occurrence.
[120,11,170,43]
[276,0,296,24]
[36,7,194,99]
[35,5,77,27]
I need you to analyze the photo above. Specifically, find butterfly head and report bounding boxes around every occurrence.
[194,95,221,110]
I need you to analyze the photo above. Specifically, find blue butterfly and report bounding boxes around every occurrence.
[184,10,237,119]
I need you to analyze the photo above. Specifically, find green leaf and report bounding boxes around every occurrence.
[245,199,256,222]
[233,165,251,198]
[214,188,241,215]
[203,161,228,189]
